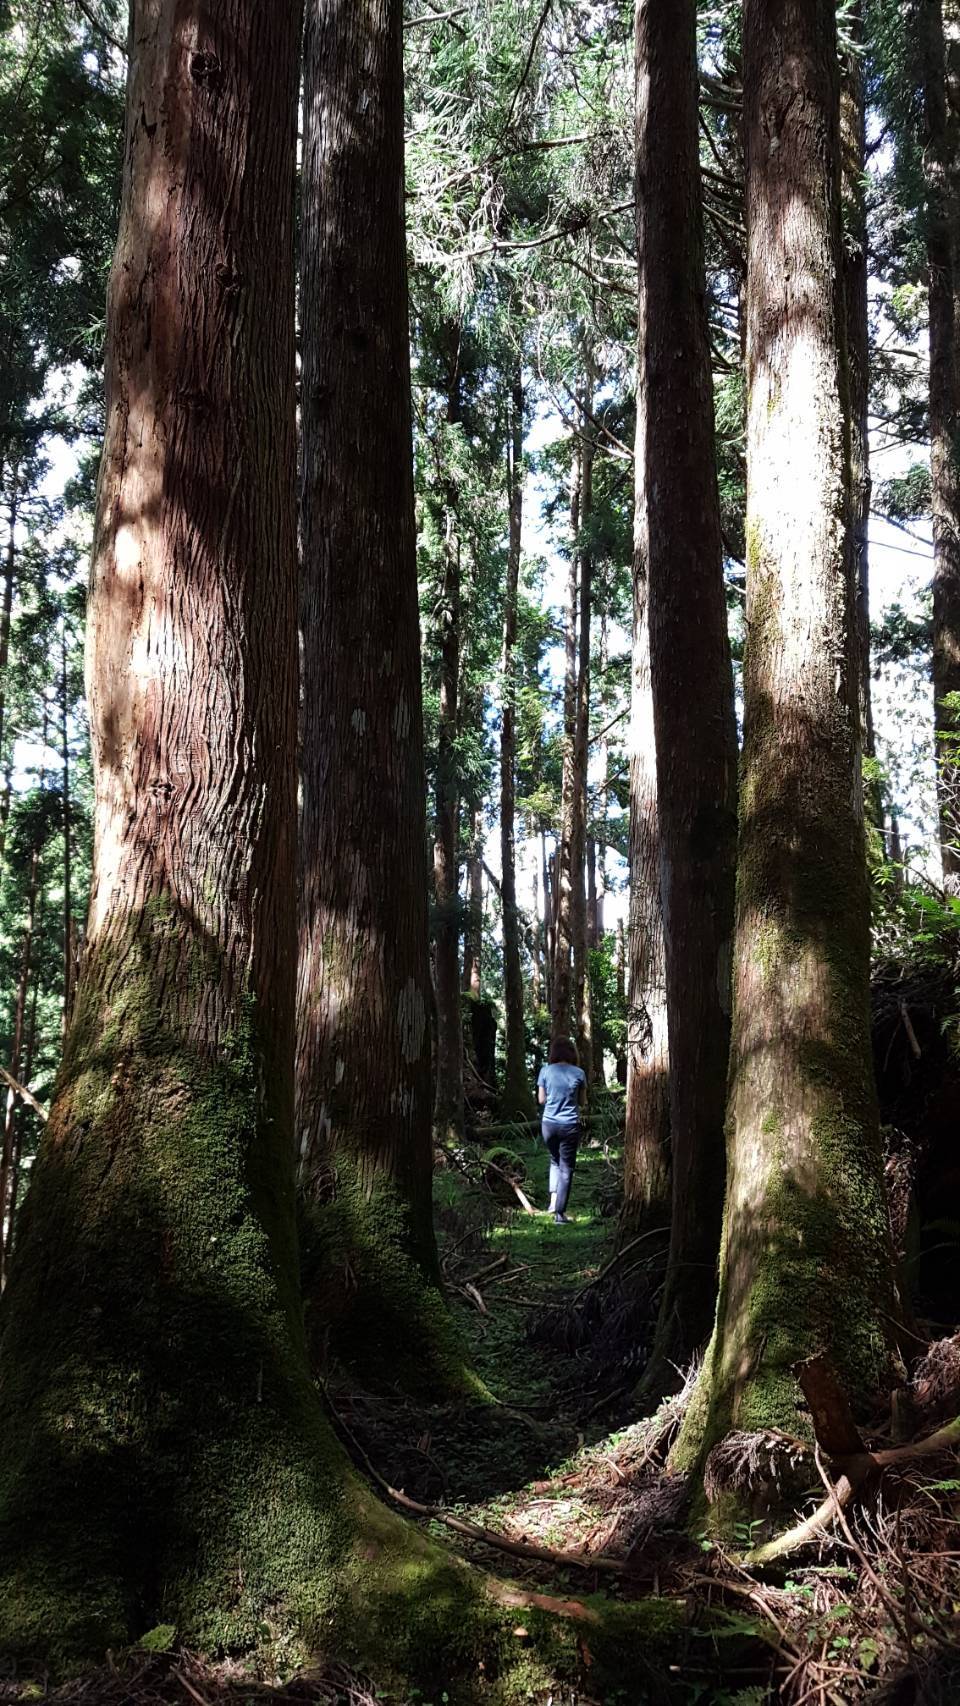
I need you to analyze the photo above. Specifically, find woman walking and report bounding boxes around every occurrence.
[537,1037,586,1224]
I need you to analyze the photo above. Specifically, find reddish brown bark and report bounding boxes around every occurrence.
[0,0,316,1653]
[297,0,446,1357]
[634,0,738,1397]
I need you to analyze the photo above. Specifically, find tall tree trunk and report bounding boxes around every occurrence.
[461,807,483,997]
[0,793,41,1288]
[4,887,42,1268]
[634,0,739,1402]
[433,366,466,1141]
[501,372,533,1115]
[921,0,960,880]
[297,0,464,1391]
[540,827,554,1012]
[622,578,671,1240]
[0,754,14,889]
[573,380,594,1078]
[0,1,344,1656]
[531,857,544,1014]
[615,917,627,1085]
[59,628,74,1026]
[673,0,899,1485]
[552,421,589,1044]
[0,469,19,777]
[841,3,874,774]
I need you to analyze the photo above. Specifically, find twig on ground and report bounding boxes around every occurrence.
[323,1385,628,1577]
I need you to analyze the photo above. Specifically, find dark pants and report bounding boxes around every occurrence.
[542,1120,579,1216]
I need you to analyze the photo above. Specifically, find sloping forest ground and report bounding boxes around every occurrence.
[9,1050,960,1706]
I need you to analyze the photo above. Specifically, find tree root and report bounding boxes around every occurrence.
[745,1359,960,1568]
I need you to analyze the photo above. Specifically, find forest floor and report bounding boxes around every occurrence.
[7,1108,960,1705]
[319,1109,960,1706]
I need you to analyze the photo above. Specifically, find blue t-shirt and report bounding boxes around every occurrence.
[537,1062,586,1127]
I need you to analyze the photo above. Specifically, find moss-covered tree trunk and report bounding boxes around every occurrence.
[673,0,899,1481]
[0,0,359,1660]
[500,372,534,1117]
[921,0,960,881]
[297,0,469,1395]
[622,567,671,1241]
[634,0,738,1402]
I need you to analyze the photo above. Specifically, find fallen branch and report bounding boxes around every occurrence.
[484,1156,539,1215]
[746,1409,960,1568]
[568,1225,669,1308]
[899,1000,922,1060]
[324,1385,627,1577]
[0,1064,48,1123]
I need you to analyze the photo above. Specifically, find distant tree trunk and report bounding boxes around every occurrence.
[615,918,627,1085]
[673,0,899,1482]
[0,755,13,885]
[0,1,344,1656]
[4,889,42,1267]
[634,0,739,1401]
[573,378,594,1076]
[552,437,581,1042]
[0,471,19,775]
[0,798,41,1289]
[622,578,671,1240]
[921,0,960,880]
[59,628,74,1026]
[540,829,554,1012]
[501,372,533,1115]
[433,365,466,1141]
[586,837,598,951]
[531,857,544,1013]
[462,807,483,996]
[842,2,877,814]
[298,0,464,1390]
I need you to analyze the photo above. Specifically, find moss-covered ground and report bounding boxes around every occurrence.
[6,1099,954,1704]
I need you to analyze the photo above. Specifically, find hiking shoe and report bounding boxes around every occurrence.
[553,1213,571,1225]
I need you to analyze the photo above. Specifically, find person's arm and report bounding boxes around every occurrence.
[578,1070,588,1111]
[537,1066,547,1107]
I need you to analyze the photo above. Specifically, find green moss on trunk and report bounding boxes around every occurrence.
[299,1164,485,1401]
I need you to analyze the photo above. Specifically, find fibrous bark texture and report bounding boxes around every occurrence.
[634,0,738,1398]
[297,0,462,1395]
[921,0,960,880]
[0,0,349,1659]
[674,0,899,1479]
